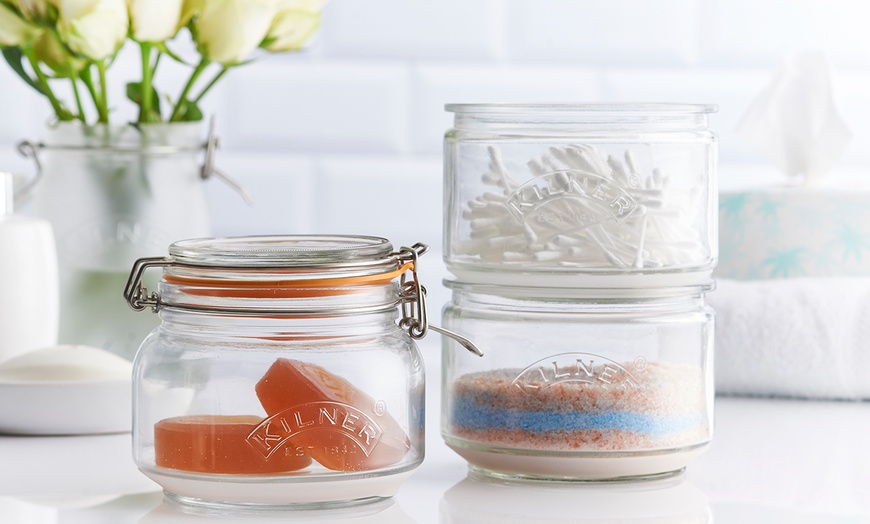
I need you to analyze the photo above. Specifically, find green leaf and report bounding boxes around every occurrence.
[126,81,162,122]
[2,47,45,95]
[173,99,203,122]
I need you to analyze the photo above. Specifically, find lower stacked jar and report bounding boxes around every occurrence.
[441,282,714,481]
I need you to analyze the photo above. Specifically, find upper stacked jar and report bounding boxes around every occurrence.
[443,104,718,288]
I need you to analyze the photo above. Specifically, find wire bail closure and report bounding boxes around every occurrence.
[124,257,173,313]
[123,240,483,356]
[397,243,483,356]
[397,243,429,339]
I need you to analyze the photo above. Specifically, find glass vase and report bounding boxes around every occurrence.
[20,122,211,360]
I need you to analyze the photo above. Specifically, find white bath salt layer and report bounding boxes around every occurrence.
[457,144,707,270]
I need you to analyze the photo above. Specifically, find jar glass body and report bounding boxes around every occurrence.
[26,123,210,359]
[444,104,718,288]
[133,303,424,511]
[441,282,714,481]
[129,235,430,512]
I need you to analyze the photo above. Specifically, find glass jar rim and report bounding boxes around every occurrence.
[445,103,718,130]
[124,235,423,314]
[158,236,411,298]
[445,102,718,116]
[169,235,397,270]
[36,121,205,152]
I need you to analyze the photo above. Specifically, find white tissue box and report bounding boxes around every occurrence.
[717,187,870,279]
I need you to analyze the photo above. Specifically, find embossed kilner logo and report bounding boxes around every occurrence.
[505,171,639,239]
[246,402,384,459]
[511,352,645,393]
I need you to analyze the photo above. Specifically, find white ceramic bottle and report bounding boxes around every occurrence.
[0,173,59,363]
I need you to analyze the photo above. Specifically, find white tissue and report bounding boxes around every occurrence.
[709,278,870,399]
[737,52,852,185]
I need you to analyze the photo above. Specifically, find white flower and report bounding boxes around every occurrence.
[193,0,279,65]
[261,0,323,52]
[57,0,128,60]
[0,2,40,46]
[127,0,186,43]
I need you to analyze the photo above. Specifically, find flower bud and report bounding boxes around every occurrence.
[193,0,279,66]
[128,0,185,43]
[261,0,323,53]
[57,0,128,60]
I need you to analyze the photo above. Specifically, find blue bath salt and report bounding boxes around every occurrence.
[451,398,702,436]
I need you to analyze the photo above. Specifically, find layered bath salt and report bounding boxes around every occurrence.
[448,360,709,453]
[457,145,707,270]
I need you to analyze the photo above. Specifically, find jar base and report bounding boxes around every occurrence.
[143,467,415,512]
[445,440,709,482]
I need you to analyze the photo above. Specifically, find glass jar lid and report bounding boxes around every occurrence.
[168,235,396,269]
[125,235,418,307]
[445,102,718,131]
[445,102,718,116]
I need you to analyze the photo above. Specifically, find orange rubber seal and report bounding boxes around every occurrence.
[163,262,415,299]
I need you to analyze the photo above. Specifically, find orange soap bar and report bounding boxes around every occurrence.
[154,415,312,474]
[252,358,410,472]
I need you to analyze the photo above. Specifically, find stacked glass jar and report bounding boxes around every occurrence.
[441,104,718,481]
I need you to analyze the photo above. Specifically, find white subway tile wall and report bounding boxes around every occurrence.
[505,0,702,65]
[3,0,870,252]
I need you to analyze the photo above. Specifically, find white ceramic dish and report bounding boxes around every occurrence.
[0,345,132,435]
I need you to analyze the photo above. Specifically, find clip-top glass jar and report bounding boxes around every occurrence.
[441,282,715,481]
[444,103,718,288]
[125,235,440,512]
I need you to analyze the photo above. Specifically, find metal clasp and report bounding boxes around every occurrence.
[398,243,429,338]
[124,257,173,313]
[15,141,42,201]
[397,243,483,357]
[200,117,254,205]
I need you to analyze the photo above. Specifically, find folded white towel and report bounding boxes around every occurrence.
[709,278,870,399]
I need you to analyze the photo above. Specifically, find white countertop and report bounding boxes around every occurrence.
[1,332,869,524]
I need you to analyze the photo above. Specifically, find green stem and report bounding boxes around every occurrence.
[70,74,86,123]
[96,59,109,123]
[139,42,154,122]
[22,46,71,121]
[169,58,209,122]
[80,66,101,117]
[192,66,229,104]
